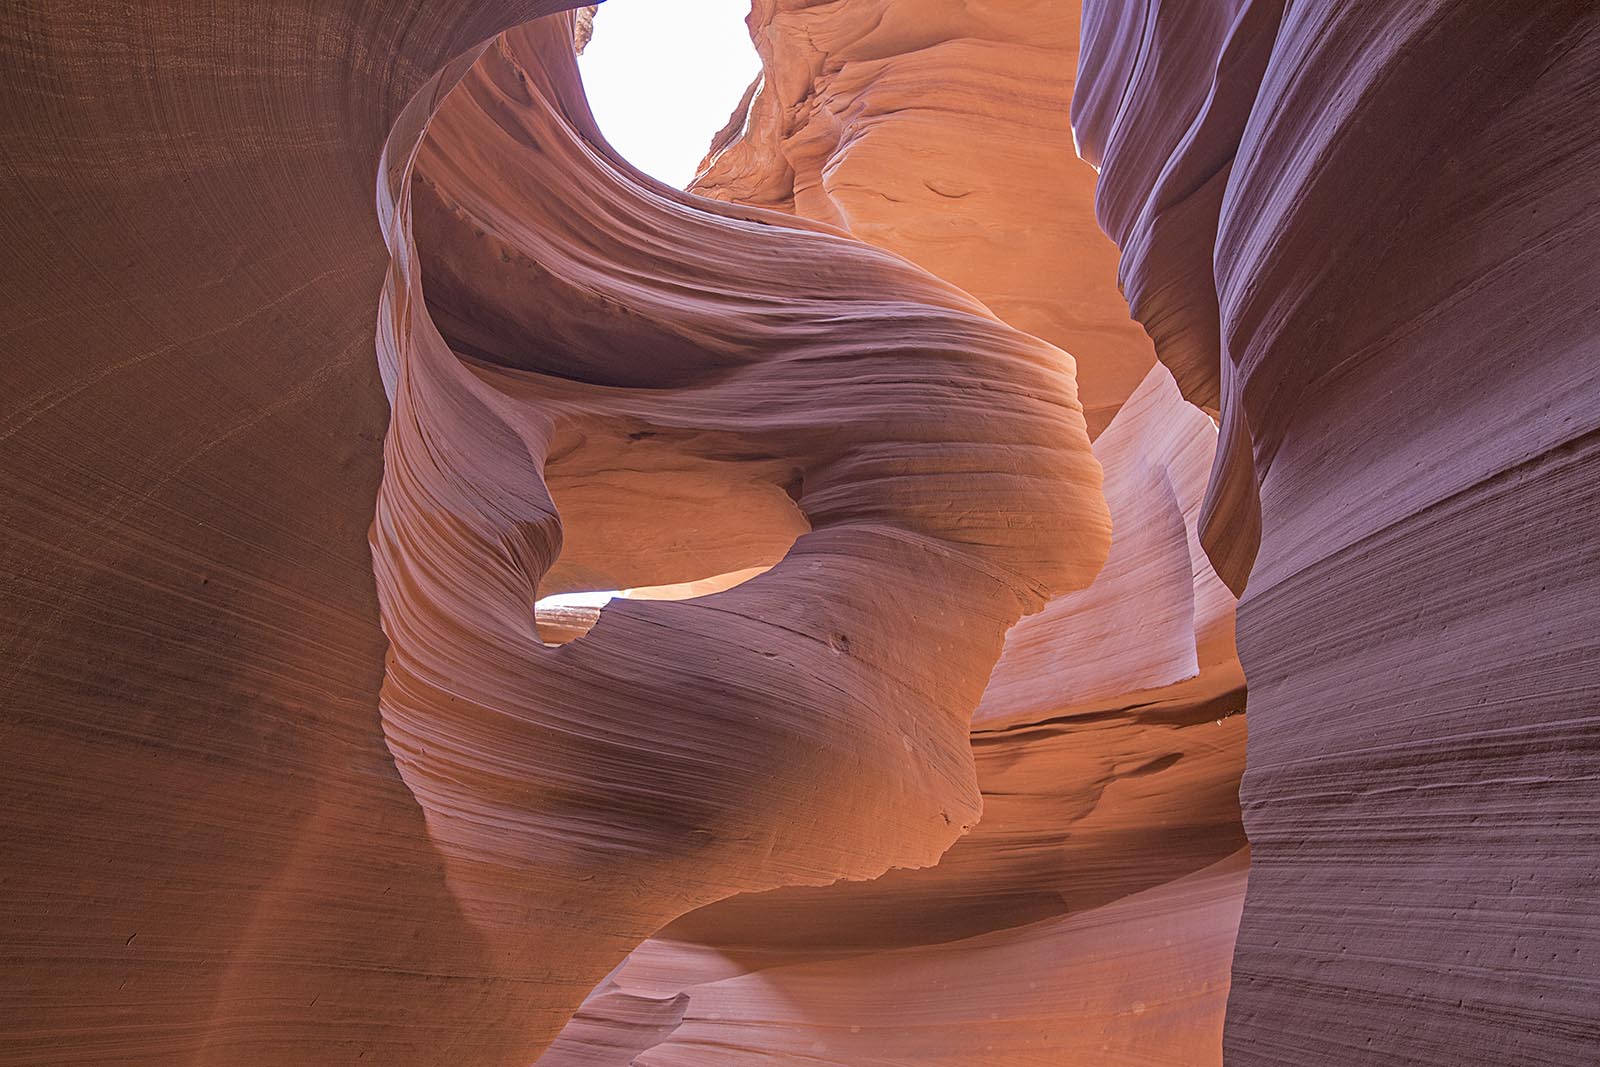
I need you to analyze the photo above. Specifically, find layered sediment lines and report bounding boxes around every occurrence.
[516,2,1255,1060]
[1,0,1247,1059]
[1075,0,1600,1062]
[614,851,1248,1067]
[7,0,1588,1062]
[539,364,1247,1065]
[1,2,585,1063]
[375,16,1112,1054]
[691,0,1155,437]
[6,1,1132,1062]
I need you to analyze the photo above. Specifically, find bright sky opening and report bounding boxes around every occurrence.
[577,0,762,188]
[535,590,619,610]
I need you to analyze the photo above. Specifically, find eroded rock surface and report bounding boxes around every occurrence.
[4,3,1113,1062]
[518,2,1254,1059]
[375,17,1109,1052]
[692,0,1156,437]
[538,363,1247,1065]
[1076,0,1600,1062]
[2,0,1593,1064]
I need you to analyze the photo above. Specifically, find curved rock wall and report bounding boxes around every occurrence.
[516,1,1253,1060]
[4,0,1591,1063]
[538,362,1247,1066]
[374,17,1110,1053]
[0,2,580,1063]
[5,2,1130,1062]
[1075,0,1600,1062]
[692,0,1156,437]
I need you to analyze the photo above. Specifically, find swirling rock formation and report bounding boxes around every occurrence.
[510,2,1253,1059]
[1,2,580,1062]
[692,0,1156,437]
[1076,0,1600,1062]
[3,3,1118,1063]
[596,851,1248,1067]
[536,362,1247,1065]
[2,0,1593,1063]
[375,17,1111,1052]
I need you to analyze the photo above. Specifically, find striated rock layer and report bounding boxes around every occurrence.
[2,2,1149,1062]
[1076,0,1600,1063]
[4,0,1591,1062]
[615,850,1248,1067]
[1,0,1239,1061]
[376,16,1112,1054]
[515,1,1254,1061]
[1,2,582,1062]
[536,361,1247,1065]
[692,0,1156,437]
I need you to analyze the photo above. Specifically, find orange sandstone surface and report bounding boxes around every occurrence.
[2,1,1595,1065]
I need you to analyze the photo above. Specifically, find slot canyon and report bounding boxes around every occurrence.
[1,1,1595,1064]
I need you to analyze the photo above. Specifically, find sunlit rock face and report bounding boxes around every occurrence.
[528,0,1252,1060]
[377,16,1113,1055]
[692,0,1156,439]
[1,1,1593,1066]
[5,2,1113,1061]
[1076,0,1600,1063]
[539,362,1247,1066]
